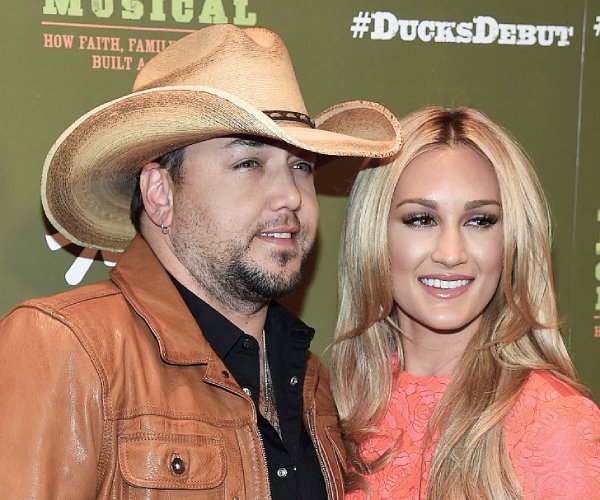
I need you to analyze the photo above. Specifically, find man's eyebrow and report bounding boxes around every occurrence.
[226,138,267,149]
[394,198,502,210]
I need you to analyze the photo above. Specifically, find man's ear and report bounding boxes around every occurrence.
[139,162,174,229]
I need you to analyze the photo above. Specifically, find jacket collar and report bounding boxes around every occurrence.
[109,234,213,365]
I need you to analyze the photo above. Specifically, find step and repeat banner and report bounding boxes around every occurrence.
[1,1,599,398]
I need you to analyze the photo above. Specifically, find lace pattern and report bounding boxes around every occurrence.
[347,370,600,499]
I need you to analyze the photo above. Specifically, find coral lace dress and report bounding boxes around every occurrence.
[347,370,600,499]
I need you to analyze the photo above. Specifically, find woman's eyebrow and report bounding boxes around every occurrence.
[395,198,437,209]
[395,198,501,210]
[464,199,502,210]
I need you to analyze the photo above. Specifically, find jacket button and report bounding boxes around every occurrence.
[277,467,288,478]
[289,376,298,386]
[222,370,230,378]
[171,457,185,475]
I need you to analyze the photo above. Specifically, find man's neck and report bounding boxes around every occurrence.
[144,229,269,340]
[177,273,268,340]
[173,273,269,342]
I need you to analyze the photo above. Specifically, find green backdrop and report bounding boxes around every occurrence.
[2,0,599,400]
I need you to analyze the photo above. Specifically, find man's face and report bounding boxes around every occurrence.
[169,136,319,309]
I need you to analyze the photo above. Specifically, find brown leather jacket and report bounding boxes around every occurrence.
[0,236,345,499]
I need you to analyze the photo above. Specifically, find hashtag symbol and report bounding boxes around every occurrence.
[350,12,371,39]
[594,16,600,37]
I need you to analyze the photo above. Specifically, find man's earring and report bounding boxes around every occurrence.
[160,220,169,235]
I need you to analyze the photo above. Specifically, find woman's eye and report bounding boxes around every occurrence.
[292,161,315,173]
[466,214,499,228]
[401,213,436,227]
[234,159,259,170]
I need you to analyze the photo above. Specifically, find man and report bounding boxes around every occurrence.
[0,24,401,498]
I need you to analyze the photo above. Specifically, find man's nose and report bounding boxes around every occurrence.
[266,167,302,212]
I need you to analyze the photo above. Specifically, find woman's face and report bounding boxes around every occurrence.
[387,145,503,337]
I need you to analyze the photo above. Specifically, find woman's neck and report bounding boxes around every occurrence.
[400,318,479,377]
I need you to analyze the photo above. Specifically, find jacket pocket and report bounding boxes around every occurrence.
[118,432,227,490]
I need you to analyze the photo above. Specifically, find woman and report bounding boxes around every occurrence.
[330,106,600,499]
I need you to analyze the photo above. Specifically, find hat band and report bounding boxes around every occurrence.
[263,110,315,128]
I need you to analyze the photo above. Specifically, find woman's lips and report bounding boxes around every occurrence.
[418,276,473,299]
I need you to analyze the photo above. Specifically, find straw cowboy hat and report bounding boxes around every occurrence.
[42,24,403,252]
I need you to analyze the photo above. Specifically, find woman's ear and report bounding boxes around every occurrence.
[139,162,174,229]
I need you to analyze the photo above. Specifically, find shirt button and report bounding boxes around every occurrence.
[289,376,298,386]
[241,338,254,349]
[242,387,252,396]
[171,457,185,475]
[277,467,288,478]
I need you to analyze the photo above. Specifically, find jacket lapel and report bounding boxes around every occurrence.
[109,235,211,365]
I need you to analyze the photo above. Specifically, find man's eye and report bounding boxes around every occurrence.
[234,159,259,170]
[292,161,315,173]
[401,213,435,227]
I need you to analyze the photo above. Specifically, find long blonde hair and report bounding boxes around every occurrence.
[330,106,585,499]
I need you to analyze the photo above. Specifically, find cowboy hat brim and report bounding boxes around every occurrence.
[42,86,402,252]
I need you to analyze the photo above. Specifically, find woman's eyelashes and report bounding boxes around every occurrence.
[401,212,436,227]
[465,213,499,228]
[400,212,500,229]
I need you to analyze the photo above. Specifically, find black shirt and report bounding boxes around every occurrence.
[171,278,327,500]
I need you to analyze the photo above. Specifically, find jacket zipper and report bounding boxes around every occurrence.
[254,422,272,499]
[306,409,334,500]
[204,377,271,499]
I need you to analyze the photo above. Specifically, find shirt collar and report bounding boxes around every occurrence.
[169,275,316,357]
[170,275,242,359]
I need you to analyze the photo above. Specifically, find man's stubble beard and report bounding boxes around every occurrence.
[170,217,312,314]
